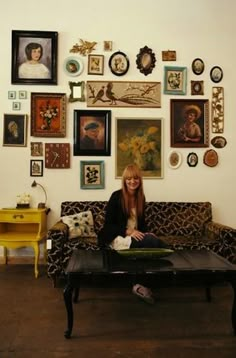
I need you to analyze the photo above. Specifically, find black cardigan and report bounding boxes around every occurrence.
[97,189,147,247]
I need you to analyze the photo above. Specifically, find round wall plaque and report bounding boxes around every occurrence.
[203,149,218,167]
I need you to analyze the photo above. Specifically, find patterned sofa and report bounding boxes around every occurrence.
[47,201,236,284]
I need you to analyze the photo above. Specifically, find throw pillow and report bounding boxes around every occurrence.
[61,211,97,239]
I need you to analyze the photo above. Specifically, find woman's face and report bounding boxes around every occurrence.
[186,111,197,122]
[31,47,42,61]
[125,175,140,193]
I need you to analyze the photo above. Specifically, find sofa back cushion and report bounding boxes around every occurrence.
[145,202,212,238]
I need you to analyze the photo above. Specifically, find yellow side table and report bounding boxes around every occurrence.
[0,208,47,278]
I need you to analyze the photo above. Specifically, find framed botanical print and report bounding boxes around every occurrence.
[164,66,187,95]
[3,114,27,147]
[170,99,209,148]
[11,30,58,85]
[73,109,111,156]
[88,54,104,75]
[80,161,105,189]
[31,92,66,137]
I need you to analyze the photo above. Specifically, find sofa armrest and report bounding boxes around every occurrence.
[47,220,69,243]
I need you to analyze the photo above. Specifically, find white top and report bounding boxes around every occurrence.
[110,208,136,250]
[18,62,50,79]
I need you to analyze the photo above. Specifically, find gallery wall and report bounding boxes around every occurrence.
[0,0,236,258]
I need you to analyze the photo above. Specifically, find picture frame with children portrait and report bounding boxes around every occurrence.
[170,99,209,148]
[73,109,111,156]
[11,30,58,85]
[3,114,27,147]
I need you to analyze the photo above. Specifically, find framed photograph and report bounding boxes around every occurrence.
[168,151,182,169]
[187,152,198,167]
[87,81,161,108]
[31,142,43,156]
[3,114,27,147]
[191,80,204,95]
[19,90,27,99]
[80,161,105,189]
[108,51,129,76]
[30,160,43,176]
[88,54,104,75]
[8,91,16,99]
[63,56,83,76]
[11,30,58,85]
[192,58,205,75]
[136,46,156,76]
[170,99,209,148]
[68,81,86,103]
[164,66,187,95]
[12,102,21,110]
[116,117,163,178]
[31,92,66,137]
[74,109,111,156]
[104,41,112,51]
[210,66,223,83]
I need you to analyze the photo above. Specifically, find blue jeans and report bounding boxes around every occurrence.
[130,233,169,249]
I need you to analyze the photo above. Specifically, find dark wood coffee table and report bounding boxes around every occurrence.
[63,249,236,338]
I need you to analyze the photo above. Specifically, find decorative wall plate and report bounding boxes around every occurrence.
[192,58,205,75]
[63,56,83,76]
[136,46,156,76]
[210,66,223,83]
[187,152,198,167]
[211,136,227,149]
[203,149,218,167]
[108,51,129,76]
[168,150,182,169]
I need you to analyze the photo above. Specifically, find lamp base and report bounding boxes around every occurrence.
[38,203,46,209]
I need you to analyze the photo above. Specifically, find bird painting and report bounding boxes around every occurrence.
[92,86,105,104]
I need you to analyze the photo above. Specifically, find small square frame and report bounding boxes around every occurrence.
[30,159,43,176]
[31,142,43,156]
[12,102,21,111]
[8,91,16,99]
[19,90,27,99]
[80,160,105,189]
[3,114,27,147]
[88,54,104,75]
[164,66,187,95]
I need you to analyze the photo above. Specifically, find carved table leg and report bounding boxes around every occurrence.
[63,279,74,339]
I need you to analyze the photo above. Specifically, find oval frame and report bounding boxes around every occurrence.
[192,58,205,75]
[108,51,129,76]
[168,150,182,169]
[187,152,198,167]
[203,149,218,167]
[210,66,223,83]
[136,46,156,76]
[63,56,84,77]
[211,136,227,149]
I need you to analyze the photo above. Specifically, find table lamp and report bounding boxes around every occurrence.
[31,180,47,209]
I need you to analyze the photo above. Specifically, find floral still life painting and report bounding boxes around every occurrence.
[87,81,161,108]
[116,118,163,178]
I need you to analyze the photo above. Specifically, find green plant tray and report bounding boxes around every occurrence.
[116,248,174,259]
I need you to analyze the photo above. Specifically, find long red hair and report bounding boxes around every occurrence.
[121,164,145,218]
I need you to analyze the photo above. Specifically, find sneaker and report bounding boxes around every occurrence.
[132,284,155,304]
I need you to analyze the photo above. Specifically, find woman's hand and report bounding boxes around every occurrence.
[126,229,144,241]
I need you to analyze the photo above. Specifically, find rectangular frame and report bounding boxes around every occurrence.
[116,117,163,178]
[19,90,27,99]
[164,66,187,95]
[11,30,58,85]
[3,114,27,147]
[30,142,43,156]
[87,81,161,108]
[30,160,43,177]
[31,92,66,137]
[73,109,111,156]
[88,54,104,75]
[170,99,209,148]
[80,161,105,189]
[12,102,21,110]
[8,91,16,99]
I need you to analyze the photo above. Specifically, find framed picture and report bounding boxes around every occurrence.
[73,109,111,156]
[187,152,198,167]
[87,81,161,108]
[19,90,27,99]
[116,117,163,178]
[191,80,204,95]
[3,114,27,147]
[170,99,209,148]
[30,160,43,176]
[136,46,156,76]
[31,92,66,137]
[108,51,129,76]
[63,56,83,76]
[88,54,104,75]
[210,66,223,83]
[68,81,86,103]
[164,66,187,95]
[80,161,105,189]
[12,102,21,110]
[104,41,112,51]
[167,151,182,169]
[212,87,224,133]
[192,58,204,75]
[8,91,16,99]
[11,30,58,85]
[31,142,43,156]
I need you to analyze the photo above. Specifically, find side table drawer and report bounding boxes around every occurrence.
[0,211,42,223]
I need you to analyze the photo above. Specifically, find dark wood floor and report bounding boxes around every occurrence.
[0,263,236,357]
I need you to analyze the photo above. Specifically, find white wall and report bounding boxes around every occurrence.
[1,0,236,257]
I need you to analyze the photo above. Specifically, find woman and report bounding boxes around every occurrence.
[98,163,168,304]
[177,104,202,143]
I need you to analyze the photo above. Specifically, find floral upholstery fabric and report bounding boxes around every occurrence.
[47,201,236,283]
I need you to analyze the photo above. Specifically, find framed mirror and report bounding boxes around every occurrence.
[68,81,85,103]
[136,46,156,76]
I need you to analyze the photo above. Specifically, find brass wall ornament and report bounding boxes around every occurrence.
[70,39,97,56]
[212,87,224,133]
[136,46,156,76]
